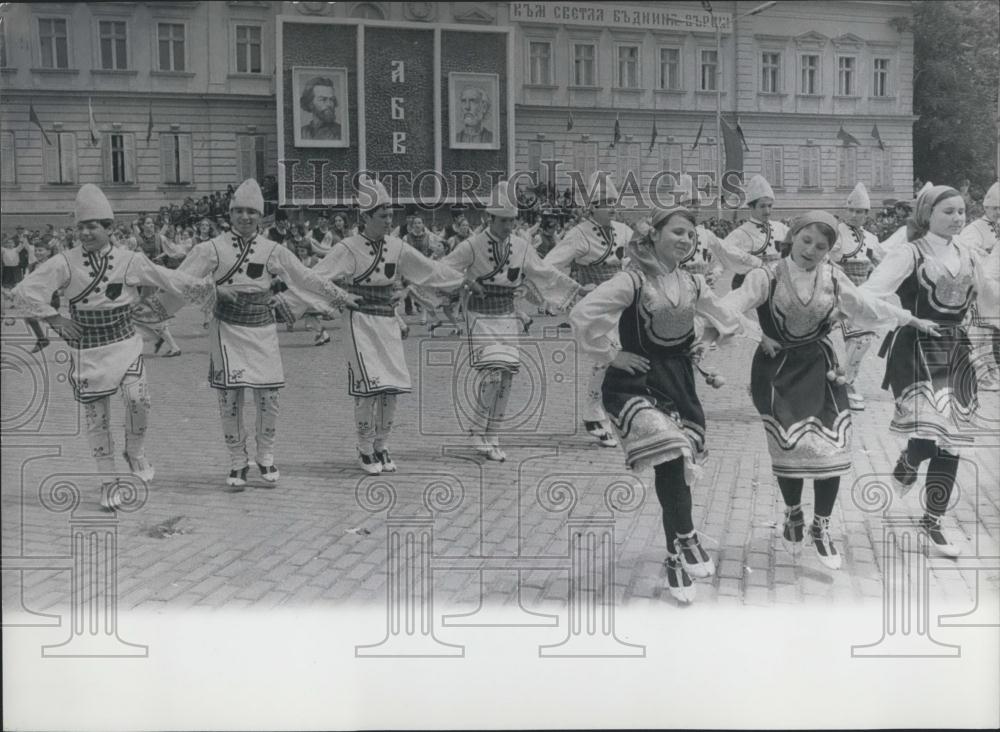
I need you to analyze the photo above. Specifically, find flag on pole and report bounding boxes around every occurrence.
[837,125,860,146]
[566,110,574,132]
[146,101,154,143]
[700,0,714,12]
[88,98,100,146]
[28,104,52,146]
[720,117,744,176]
[871,123,885,151]
[649,117,659,154]
[735,117,750,151]
[692,120,704,150]
[610,114,621,150]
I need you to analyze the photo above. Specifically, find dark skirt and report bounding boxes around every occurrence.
[880,325,978,446]
[750,340,852,479]
[602,353,706,472]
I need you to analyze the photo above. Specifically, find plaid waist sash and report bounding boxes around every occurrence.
[840,259,871,285]
[68,305,135,349]
[467,283,516,315]
[214,290,274,327]
[570,261,620,286]
[347,284,397,317]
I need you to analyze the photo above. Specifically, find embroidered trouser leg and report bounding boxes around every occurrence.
[843,333,876,386]
[120,368,150,459]
[372,393,398,452]
[83,396,117,476]
[485,370,512,444]
[217,388,249,470]
[355,396,377,454]
[582,354,610,423]
[253,388,279,467]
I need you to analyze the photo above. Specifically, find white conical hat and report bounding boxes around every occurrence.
[74,183,114,222]
[586,170,620,206]
[673,173,699,206]
[356,174,393,211]
[846,182,871,209]
[485,181,518,218]
[984,181,1000,208]
[744,174,775,205]
[230,178,264,214]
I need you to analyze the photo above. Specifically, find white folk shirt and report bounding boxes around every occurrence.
[543,218,633,274]
[832,221,885,266]
[683,225,762,277]
[957,217,999,256]
[723,218,790,262]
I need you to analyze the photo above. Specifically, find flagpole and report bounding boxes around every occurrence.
[715,15,722,220]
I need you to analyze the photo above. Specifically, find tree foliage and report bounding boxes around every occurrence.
[909,0,999,196]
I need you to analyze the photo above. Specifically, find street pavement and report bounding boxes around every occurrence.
[2,297,998,618]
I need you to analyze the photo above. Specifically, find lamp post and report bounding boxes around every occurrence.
[712,1,777,218]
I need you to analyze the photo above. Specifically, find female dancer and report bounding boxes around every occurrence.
[721,211,940,568]
[570,206,754,603]
[863,185,999,556]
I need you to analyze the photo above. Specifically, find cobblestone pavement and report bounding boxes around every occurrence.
[3,299,998,619]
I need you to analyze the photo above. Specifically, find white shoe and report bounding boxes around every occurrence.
[664,555,696,604]
[257,462,280,483]
[358,451,383,475]
[124,452,155,483]
[484,446,507,462]
[810,516,842,570]
[921,514,962,558]
[375,449,397,473]
[584,421,618,448]
[470,432,492,454]
[978,374,1000,392]
[226,466,249,489]
[99,481,123,512]
[847,389,866,411]
[674,532,716,579]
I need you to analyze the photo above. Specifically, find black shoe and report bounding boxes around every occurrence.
[154,337,165,354]
[891,451,918,496]
[920,513,961,557]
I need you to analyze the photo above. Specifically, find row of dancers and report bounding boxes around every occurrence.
[5,173,998,605]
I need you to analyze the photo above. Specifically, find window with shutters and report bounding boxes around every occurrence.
[762,146,783,188]
[528,41,552,85]
[104,133,135,184]
[1,132,15,185]
[237,134,266,182]
[837,56,856,96]
[837,146,857,188]
[799,54,819,95]
[572,141,598,186]
[160,133,193,184]
[761,52,780,93]
[573,43,595,86]
[616,143,639,191]
[235,24,262,74]
[158,23,186,72]
[799,146,820,188]
[873,58,890,97]
[38,17,69,69]
[42,132,77,184]
[871,146,892,189]
[659,47,681,90]
[660,143,683,177]
[617,45,639,89]
[699,49,718,92]
[99,20,128,70]
[528,140,555,186]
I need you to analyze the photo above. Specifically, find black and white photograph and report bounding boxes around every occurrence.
[292,65,349,148]
[1,1,999,730]
[448,71,501,149]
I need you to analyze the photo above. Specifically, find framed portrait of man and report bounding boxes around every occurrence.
[293,66,350,148]
[448,72,500,150]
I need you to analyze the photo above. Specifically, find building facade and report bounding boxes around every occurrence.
[0,1,914,225]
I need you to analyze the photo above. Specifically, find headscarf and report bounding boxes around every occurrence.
[778,210,839,256]
[906,185,962,241]
[625,206,696,277]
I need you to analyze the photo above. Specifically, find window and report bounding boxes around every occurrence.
[158,23,185,72]
[573,43,595,86]
[660,143,683,176]
[617,45,639,88]
[659,47,681,90]
[160,133,193,184]
[42,132,77,184]
[38,18,69,69]
[103,133,135,184]
[237,134,266,182]
[837,56,856,96]
[700,49,718,91]
[837,146,857,188]
[1,132,15,185]
[616,143,639,190]
[800,55,819,94]
[573,141,598,184]
[872,147,892,188]
[0,24,8,68]
[528,41,551,85]
[873,57,890,97]
[351,3,386,19]
[799,146,820,188]
[99,20,128,70]
[235,24,262,74]
[762,146,783,188]
[761,52,780,93]
[698,144,717,186]
[528,140,555,185]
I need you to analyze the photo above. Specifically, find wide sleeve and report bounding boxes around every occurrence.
[973,247,1000,325]
[174,240,219,279]
[523,245,582,312]
[705,229,761,275]
[834,267,913,331]
[718,266,772,314]
[439,238,475,273]
[267,244,353,308]
[5,254,71,319]
[271,243,354,323]
[399,242,466,290]
[569,271,636,365]
[542,228,587,274]
[694,274,762,342]
[125,252,213,301]
[860,242,915,306]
